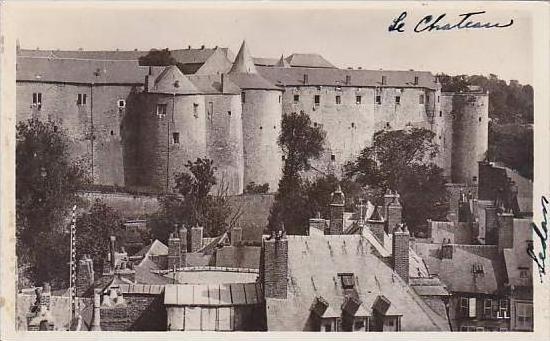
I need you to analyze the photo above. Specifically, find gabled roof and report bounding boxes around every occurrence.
[258,66,438,89]
[285,53,336,68]
[149,65,200,95]
[414,243,506,294]
[266,234,449,331]
[134,239,168,259]
[16,57,148,84]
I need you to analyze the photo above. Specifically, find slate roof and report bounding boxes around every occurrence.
[164,283,263,306]
[226,73,281,91]
[134,239,168,259]
[266,234,449,331]
[414,243,506,294]
[17,56,148,84]
[19,47,234,65]
[258,66,438,89]
[285,53,336,68]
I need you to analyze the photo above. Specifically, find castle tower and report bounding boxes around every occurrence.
[227,41,284,192]
[448,89,489,185]
[132,66,207,192]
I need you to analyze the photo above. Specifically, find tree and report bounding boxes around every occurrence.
[16,118,88,287]
[345,127,448,233]
[148,158,239,242]
[268,111,326,234]
[75,200,125,272]
[138,48,187,74]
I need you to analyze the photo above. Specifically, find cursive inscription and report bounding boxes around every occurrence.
[388,11,514,33]
[527,196,548,283]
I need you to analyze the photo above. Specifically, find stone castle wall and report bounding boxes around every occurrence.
[205,94,245,195]
[241,89,283,191]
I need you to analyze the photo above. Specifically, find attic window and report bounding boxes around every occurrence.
[338,273,355,289]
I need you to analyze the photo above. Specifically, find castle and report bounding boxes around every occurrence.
[16,41,488,194]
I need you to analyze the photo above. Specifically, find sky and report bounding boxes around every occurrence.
[6,1,534,84]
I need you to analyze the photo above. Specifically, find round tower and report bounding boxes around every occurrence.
[450,89,489,185]
[136,66,207,192]
[227,41,283,192]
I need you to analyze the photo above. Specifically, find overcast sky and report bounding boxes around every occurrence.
[7,1,533,84]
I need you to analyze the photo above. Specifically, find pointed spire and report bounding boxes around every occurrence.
[229,40,257,74]
[275,54,290,67]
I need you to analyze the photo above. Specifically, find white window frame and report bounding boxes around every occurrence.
[117,99,126,109]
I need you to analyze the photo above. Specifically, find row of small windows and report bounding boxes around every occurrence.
[31,92,126,109]
[292,94,425,105]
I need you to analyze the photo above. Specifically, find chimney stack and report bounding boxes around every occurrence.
[109,236,116,270]
[90,289,102,331]
[179,226,188,254]
[167,230,182,270]
[191,226,204,252]
[392,224,410,283]
[498,213,514,252]
[231,226,243,246]
[345,75,351,85]
[329,185,345,235]
[303,74,309,84]
[384,190,402,234]
[261,235,288,299]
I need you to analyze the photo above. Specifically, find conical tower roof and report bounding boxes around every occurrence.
[229,40,257,74]
[275,54,290,67]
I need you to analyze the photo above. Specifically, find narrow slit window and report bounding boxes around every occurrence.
[335,95,341,104]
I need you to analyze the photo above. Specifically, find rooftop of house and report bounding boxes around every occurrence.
[414,242,506,294]
[253,53,336,69]
[164,282,263,307]
[258,66,439,89]
[265,233,450,331]
[17,56,149,84]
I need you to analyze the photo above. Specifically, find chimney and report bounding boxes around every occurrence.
[188,45,191,49]
[381,75,387,85]
[109,236,116,270]
[261,235,288,299]
[179,226,188,254]
[303,74,309,84]
[392,225,410,283]
[485,206,499,244]
[76,255,94,297]
[498,213,514,252]
[90,289,102,331]
[384,190,402,234]
[345,75,351,85]
[329,185,345,235]
[167,231,182,270]
[191,226,204,252]
[440,242,453,259]
[231,226,243,246]
[201,45,205,50]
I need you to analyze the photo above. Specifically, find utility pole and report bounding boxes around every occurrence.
[69,205,77,323]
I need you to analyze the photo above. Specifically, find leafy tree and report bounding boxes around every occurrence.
[304,174,363,219]
[268,111,326,234]
[345,127,448,233]
[138,48,187,73]
[487,122,533,180]
[244,182,270,194]
[75,200,125,272]
[148,158,236,242]
[16,118,88,287]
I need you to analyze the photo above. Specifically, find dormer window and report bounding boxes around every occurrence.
[338,273,355,289]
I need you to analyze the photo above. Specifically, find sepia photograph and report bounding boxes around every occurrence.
[0,0,548,337]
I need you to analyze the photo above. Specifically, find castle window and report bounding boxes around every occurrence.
[314,95,320,106]
[294,94,300,103]
[194,103,200,118]
[479,117,482,122]
[110,130,114,136]
[156,104,167,118]
[335,95,341,104]
[331,154,336,161]
[227,111,231,116]
[32,92,42,105]
[172,132,180,144]
[207,102,213,120]
[419,94,424,104]
[375,95,381,104]
[356,96,362,104]
[279,95,281,103]
[313,122,317,127]
[439,111,442,117]
[118,99,126,108]
[395,96,401,104]
[77,93,87,105]
[351,122,355,128]
[437,95,440,103]
[241,92,246,103]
